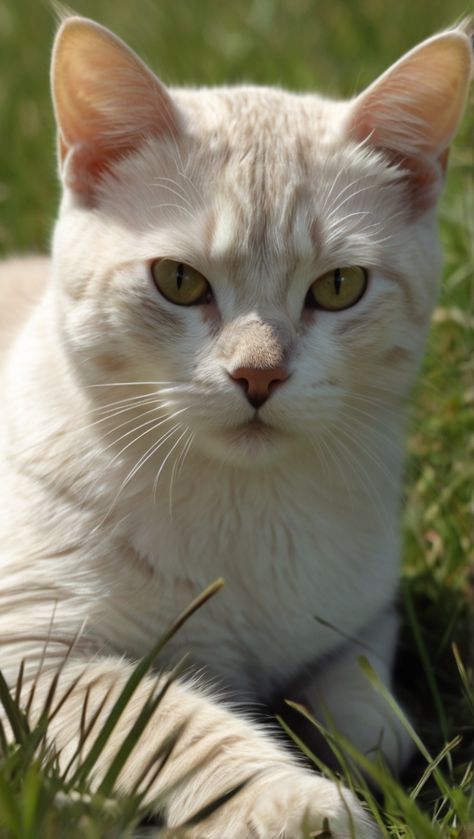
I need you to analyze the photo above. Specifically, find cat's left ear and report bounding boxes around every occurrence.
[347,28,472,212]
[51,17,181,204]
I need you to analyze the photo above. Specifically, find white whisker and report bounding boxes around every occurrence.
[90,391,164,413]
[308,429,356,518]
[153,427,189,504]
[119,423,185,493]
[320,172,370,216]
[104,407,190,465]
[153,178,196,212]
[90,422,187,532]
[151,203,197,223]
[334,414,399,488]
[168,429,194,518]
[81,401,167,435]
[326,424,393,531]
[88,381,186,389]
[95,408,176,449]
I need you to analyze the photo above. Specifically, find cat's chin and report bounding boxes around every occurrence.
[200,417,294,468]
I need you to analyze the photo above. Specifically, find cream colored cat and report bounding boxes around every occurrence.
[0,16,471,838]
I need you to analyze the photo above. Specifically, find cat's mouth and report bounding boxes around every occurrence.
[229,415,276,442]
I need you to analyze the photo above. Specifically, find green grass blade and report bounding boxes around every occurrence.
[357,656,453,800]
[0,668,29,745]
[70,579,224,787]
[410,737,463,801]
[404,585,450,744]
[96,663,182,798]
[21,766,43,839]
[452,643,474,715]
[0,771,22,835]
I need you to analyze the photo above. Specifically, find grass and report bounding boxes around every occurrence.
[0,0,472,835]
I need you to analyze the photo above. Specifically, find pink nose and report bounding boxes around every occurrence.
[229,366,289,409]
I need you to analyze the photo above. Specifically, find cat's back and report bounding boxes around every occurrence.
[0,256,50,360]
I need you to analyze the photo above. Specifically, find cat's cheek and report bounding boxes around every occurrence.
[198,299,220,330]
[90,351,129,377]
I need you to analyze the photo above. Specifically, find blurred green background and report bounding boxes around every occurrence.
[0,0,472,766]
[0,0,471,252]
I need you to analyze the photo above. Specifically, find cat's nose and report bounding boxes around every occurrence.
[229,366,289,409]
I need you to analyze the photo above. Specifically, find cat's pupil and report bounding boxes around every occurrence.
[334,269,342,296]
[176,263,184,291]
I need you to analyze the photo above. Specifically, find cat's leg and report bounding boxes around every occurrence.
[5,652,378,839]
[293,608,413,773]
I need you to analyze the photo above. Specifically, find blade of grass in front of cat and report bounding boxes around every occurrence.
[71,578,224,786]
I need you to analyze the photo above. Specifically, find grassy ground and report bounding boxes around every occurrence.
[0,0,472,835]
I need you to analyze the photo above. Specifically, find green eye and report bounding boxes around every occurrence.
[151,260,211,306]
[307,267,368,311]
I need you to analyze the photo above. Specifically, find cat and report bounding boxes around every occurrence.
[0,14,471,838]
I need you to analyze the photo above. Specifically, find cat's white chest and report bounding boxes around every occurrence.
[106,455,400,696]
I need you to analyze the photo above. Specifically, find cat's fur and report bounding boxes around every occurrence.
[0,16,471,838]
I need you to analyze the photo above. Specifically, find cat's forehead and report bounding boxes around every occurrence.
[98,85,402,277]
[176,86,343,163]
[178,85,328,122]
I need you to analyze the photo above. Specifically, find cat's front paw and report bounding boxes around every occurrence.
[173,768,378,838]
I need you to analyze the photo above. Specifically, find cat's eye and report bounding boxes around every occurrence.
[151,259,211,306]
[306,267,368,311]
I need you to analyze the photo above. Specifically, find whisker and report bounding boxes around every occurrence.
[153,427,189,504]
[90,391,165,413]
[168,429,194,518]
[151,202,197,223]
[334,414,399,488]
[80,400,168,434]
[320,172,370,216]
[89,405,173,445]
[174,166,205,207]
[304,432,330,478]
[118,421,188,492]
[88,381,188,389]
[325,424,393,531]
[103,407,190,464]
[327,209,376,226]
[334,405,400,448]
[307,429,356,518]
[152,178,196,212]
[90,422,187,532]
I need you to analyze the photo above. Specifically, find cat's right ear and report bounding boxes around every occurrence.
[347,27,472,213]
[51,17,181,204]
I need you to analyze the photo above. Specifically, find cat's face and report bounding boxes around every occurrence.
[50,19,470,468]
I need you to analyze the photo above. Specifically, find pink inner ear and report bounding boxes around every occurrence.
[350,113,449,213]
[348,101,454,214]
[61,137,146,200]
[346,30,472,214]
[58,88,181,204]
[52,18,182,205]
[394,151,448,214]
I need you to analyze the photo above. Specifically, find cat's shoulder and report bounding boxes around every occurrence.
[0,255,50,357]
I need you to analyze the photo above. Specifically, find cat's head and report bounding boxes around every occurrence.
[49,18,471,469]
